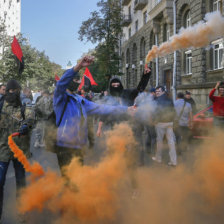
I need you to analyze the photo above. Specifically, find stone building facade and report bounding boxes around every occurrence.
[0,0,21,36]
[120,0,224,106]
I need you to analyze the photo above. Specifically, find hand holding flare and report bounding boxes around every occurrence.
[8,134,45,177]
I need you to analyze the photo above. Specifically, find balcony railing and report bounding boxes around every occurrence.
[134,0,148,10]
[121,15,132,27]
[122,0,131,6]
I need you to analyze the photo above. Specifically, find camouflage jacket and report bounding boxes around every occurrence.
[35,96,54,120]
[0,101,35,162]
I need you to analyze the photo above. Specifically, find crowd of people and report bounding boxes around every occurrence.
[0,55,223,223]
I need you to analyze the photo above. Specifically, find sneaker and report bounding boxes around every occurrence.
[152,157,162,163]
[168,162,177,167]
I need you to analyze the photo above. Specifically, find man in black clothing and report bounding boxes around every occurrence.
[185,91,196,114]
[96,66,152,136]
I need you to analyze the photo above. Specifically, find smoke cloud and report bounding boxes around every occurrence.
[146,11,224,63]
[18,123,136,224]
[16,123,224,224]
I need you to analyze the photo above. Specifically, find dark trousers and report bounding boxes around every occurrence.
[176,126,191,154]
[146,125,156,154]
[55,146,84,176]
[0,159,26,219]
[87,116,95,149]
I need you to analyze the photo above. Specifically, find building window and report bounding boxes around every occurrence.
[184,10,191,28]
[143,11,147,25]
[212,40,223,69]
[163,24,170,42]
[135,20,138,32]
[167,24,170,41]
[128,6,131,16]
[185,50,192,75]
[128,28,131,38]
[213,0,222,12]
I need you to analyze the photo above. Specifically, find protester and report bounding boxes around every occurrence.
[96,66,151,137]
[80,86,95,150]
[185,91,196,114]
[209,81,224,128]
[0,80,35,222]
[34,90,54,148]
[174,92,193,154]
[53,56,135,174]
[0,84,6,112]
[132,86,156,165]
[145,88,157,154]
[152,86,177,166]
[21,87,33,105]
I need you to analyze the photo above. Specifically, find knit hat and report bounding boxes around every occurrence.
[6,80,21,91]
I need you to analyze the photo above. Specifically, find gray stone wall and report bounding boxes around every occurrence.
[121,0,224,106]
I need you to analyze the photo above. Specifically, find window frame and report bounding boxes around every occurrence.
[185,50,192,75]
[212,39,223,70]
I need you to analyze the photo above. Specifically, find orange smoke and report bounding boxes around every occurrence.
[8,134,45,177]
[16,124,224,224]
[18,123,136,223]
[146,11,224,63]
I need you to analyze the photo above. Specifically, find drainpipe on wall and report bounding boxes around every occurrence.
[172,0,177,102]
[155,34,159,86]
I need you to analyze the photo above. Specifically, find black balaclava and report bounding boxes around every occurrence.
[5,80,22,107]
[67,74,81,92]
[109,78,123,97]
[67,80,80,92]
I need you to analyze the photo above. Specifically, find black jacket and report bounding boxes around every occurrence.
[109,70,151,106]
[100,70,151,123]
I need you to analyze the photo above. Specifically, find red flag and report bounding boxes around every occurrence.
[55,74,60,81]
[78,76,85,91]
[11,36,23,62]
[84,68,98,86]
[11,36,24,74]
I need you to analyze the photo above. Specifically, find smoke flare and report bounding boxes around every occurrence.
[18,123,136,223]
[8,134,45,177]
[145,11,224,63]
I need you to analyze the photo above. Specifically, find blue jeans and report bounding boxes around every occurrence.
[0,159,26,219]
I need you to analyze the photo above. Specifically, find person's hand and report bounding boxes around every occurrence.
[144,65,151,74]
[127,106,137,117]
[215,81,221,90]
[19,124,29,136]
[74,56,94,72]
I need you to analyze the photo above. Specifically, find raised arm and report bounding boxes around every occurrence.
[136,66,151,92]
[209,82,220,102]
[54,56,94,98]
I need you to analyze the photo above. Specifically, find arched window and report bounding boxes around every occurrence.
[213,0,222,12]
[184,10,191,28]
[132,43,137,86]
[140,37,146,74]
[126,49,131,87]
[163,24,170,42]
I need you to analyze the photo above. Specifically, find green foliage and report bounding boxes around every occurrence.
[78,0,122,91]
[0,24,64,91]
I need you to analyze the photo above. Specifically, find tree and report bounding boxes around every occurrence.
[0,27,64,90]
[79,0,122,83]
